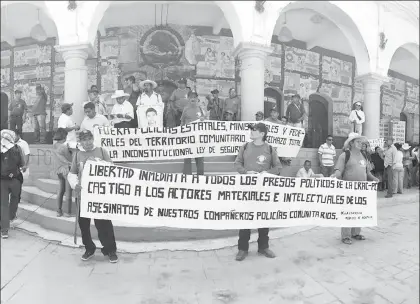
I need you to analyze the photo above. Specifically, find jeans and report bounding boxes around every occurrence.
[183,157,204,175]
[10,115,23,136]
[353,123,362,135]
[1,179,21,231]
[321,165,335,177]
[78,211,117,255]
[33,114,47,143]
[386,166,394,196]
[238,228,269,251]
[57,173,72,213]
[403,165,412,188]
[393,167,404,194]
[341,227,361,239]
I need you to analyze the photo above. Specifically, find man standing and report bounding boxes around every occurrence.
[9,89,27,136]
[169,78,190,126]
[109,90,133,128]
[181,91,206,175]
[57,103,79,149]
[206,89,223,121]
[68,130,118,263]
[137,80,163,127]
[234,122,282,261]
[286,94,305,128]
[1,129,24,239]
[349,102,365,135]
[318,135,336,177]
[32,85,48,144]
[333,132,379,245]
[86,85,108,118]
[1,92,9,130]
[265,107,281,124]
[384,138,397,198]
[255,111,264,122]
[223,88,241,121]
[80,102,110,133]
[13,133,30,225]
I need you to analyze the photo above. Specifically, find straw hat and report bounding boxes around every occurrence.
[402,143,411,150]
[139,79,157,89]
[111,90,129,99]
[343,132,367,150]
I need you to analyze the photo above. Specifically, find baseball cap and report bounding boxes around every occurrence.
[61,103,73,113]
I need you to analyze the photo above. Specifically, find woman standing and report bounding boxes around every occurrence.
[402,143,413,189]
[393,143,404,194]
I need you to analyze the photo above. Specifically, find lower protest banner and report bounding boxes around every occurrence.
[80,161,378,229]
[93,120,305,162]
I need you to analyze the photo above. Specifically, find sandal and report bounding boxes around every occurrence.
[342,238,352,245]
[352,235,365,240]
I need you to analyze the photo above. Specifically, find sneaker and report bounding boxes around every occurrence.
[1,231,9,239]
[258,248,276,258]
[235,250,248,261]
[109,252,118,263]
[81,250,95,261]
[57,210,63,217]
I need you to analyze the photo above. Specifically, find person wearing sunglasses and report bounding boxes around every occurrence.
[234,122,282,261]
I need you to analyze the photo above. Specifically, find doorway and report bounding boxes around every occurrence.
[307,95,329,148]
[264,88,283,118]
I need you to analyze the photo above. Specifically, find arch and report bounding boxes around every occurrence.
[85,1,244,47]
[400,111,415,143]
[264,87,284,118]
[264,1,373,76]
[308,93,334,147]
[380,42,419,78]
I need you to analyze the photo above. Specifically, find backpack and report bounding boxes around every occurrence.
[1,145,23,179]
[242,142,275,168]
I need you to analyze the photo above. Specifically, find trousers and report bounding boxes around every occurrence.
[183,157,204,175]
[386,166,394,196]
[341,227,361,239]
[10,115,23,136]
[393,167,404,194]
[0,179,21,231]
[238,228,269,251]
[33,114,47,143]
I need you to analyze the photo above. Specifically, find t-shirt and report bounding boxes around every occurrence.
[318,143,336,167]
[394,150,404,169]
[58,114,77,143]
[223,96,240,116]
[70,147,112,179]
[16,139,30,156]
[296,167,315,178]
[181,105,205,125]
[137,92,163,106]
[234,142,282,175]
[80,114,110,133]
[335,151,368,181]
[32,93,47,115]
[286,102,305,123]
[9,99,27,117]
[170,88,190,112]
[110,101,134,125]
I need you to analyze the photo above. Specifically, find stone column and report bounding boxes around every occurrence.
[233,42,273,121]
[55,44,91,125]
[355,73,388,139]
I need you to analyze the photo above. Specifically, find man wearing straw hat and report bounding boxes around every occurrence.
[349,101,365,135]
[109,90,134,128]
[137,80,163,128]
[333,132,378,245]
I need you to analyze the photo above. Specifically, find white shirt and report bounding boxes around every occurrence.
[110,101,134,125]
[394,150,404,169]
[16,138,30,156]
[349,110,365,124]
[57,113,77,143]
[137,92,163,106]
[296,167,315,178]
[84,96,108,116]
[80,114,110,133]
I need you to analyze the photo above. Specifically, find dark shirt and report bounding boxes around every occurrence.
[180,105,205,125]
[286,102,305,123]
[1,146,24,179]
[9,98,27,117]
[371,153,385,173]
[32,93,47,115]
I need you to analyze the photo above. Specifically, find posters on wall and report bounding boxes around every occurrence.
[264,44,282,86]
[13,44,52,67]
[284,46,319,75]
[81,161,378,229]
[404,82,419,114]
[381,77,406,119]
[392,120,406,144]
[322,56,353,85]
[379,119,390,140]
[93,120,305,161]
[137,104,164,129]
[353,80,364,104]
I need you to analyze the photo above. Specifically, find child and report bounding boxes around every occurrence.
[52,128,73,217]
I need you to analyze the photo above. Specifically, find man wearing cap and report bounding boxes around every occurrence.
[224,109,235,122]
[286,94,306,128]
[181,91,206,175]
[255,111,264,121]
[234,122,282,261]
[206,89,222,121]
[80,102,110,133]
[1,129,24,239]
[384,138,397,198]
[67,130,118,263]
[169,78,190,126]
[223,88,241,121]
[109,90,134,128]
[265,107,282,124]
[349,102,365,135]
[9,89,27,136]
[280,116,288,125]
[333,132,379,245]
[57,103,79,149]
[86,85,108,118]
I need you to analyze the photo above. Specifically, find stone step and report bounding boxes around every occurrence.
[16,202,240,243]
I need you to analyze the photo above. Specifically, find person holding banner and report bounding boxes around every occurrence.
[333,132,378,245]
[181,91,206,175]
[349,101,365,135]
[68,130,118,263]
[169,78,190,126]
[234,122,282,261]
[286,94,305,128]
[109,90,134,128]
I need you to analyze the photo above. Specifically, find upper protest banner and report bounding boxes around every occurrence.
[93,121,305,162]
[368,138,384,149]
[80,161,378,230]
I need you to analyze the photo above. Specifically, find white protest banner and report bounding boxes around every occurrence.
[93,121,305,162]
[368,138,384,149]
[80,161,378,229]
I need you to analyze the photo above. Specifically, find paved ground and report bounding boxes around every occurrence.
[1,190,419,304]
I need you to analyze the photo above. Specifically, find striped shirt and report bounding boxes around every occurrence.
[318,143,336,167]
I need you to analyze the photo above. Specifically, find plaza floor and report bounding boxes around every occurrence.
[1,189,419,304]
